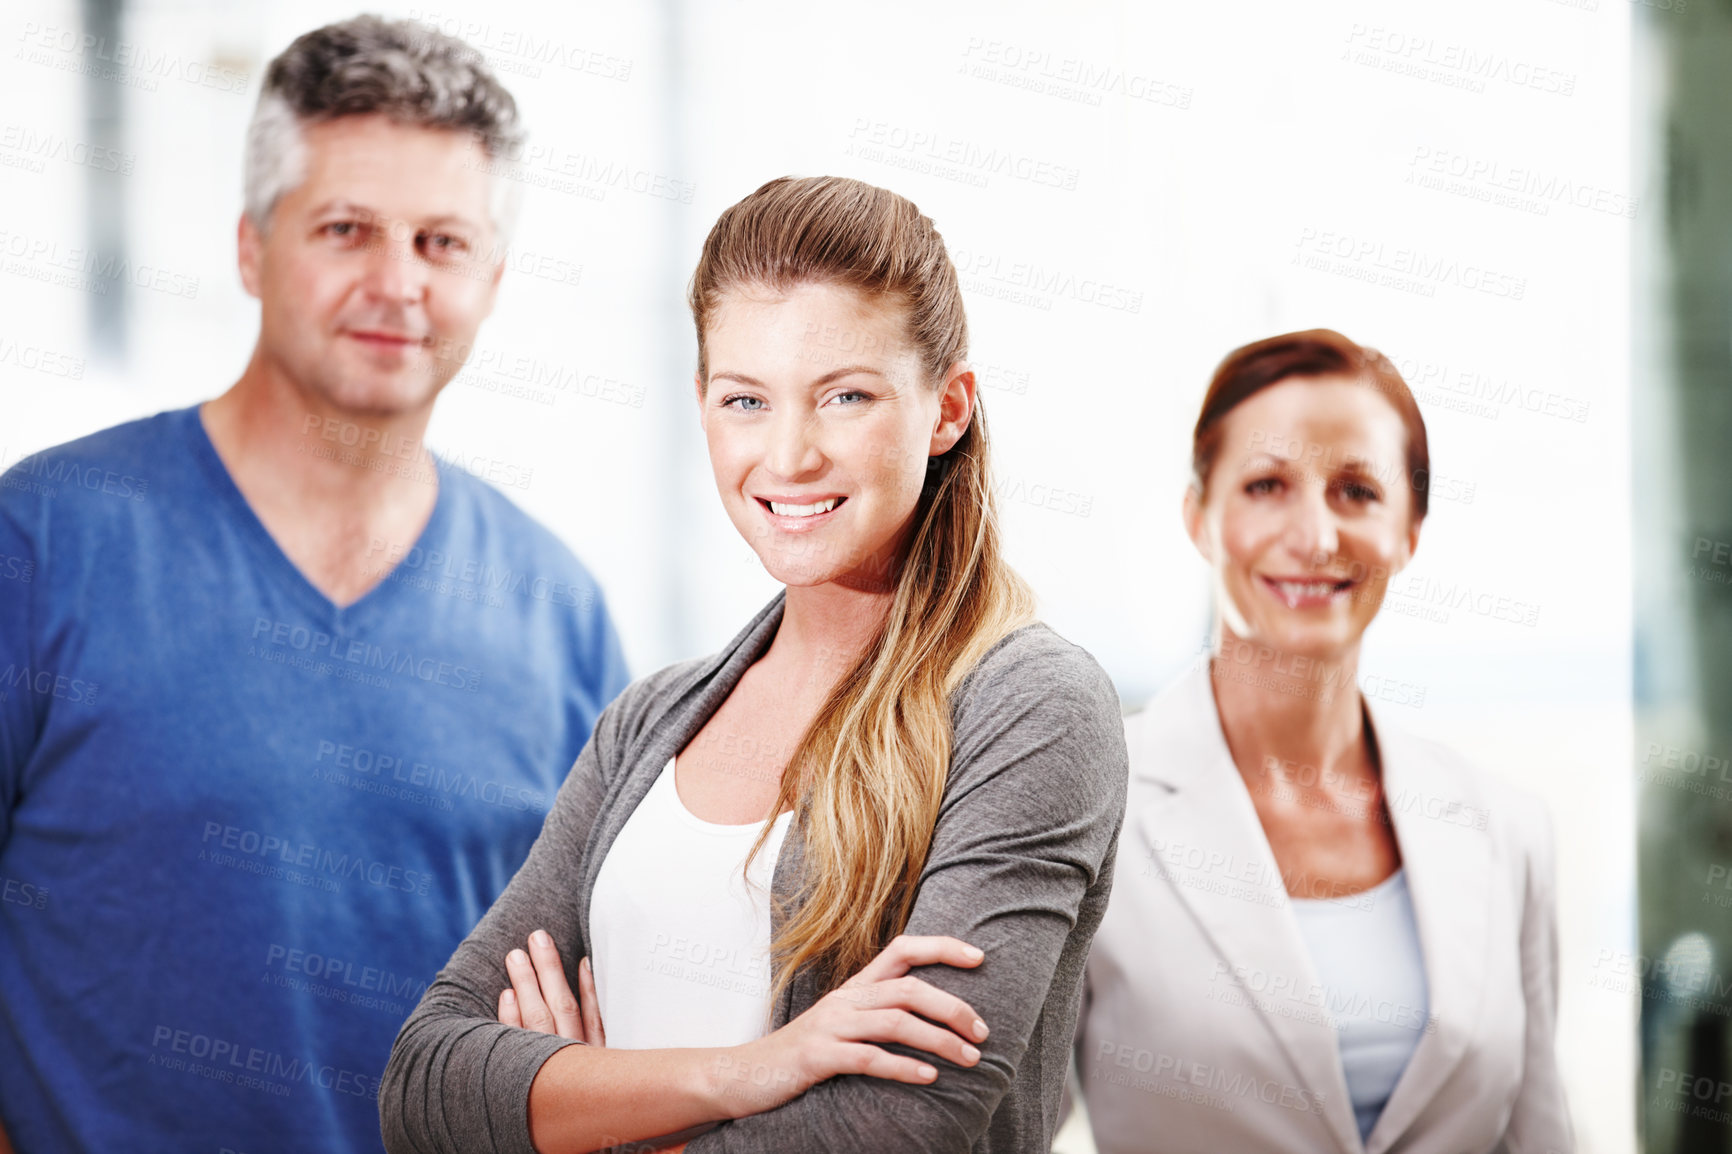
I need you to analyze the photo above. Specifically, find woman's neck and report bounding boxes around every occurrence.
[1208,632,1369,785]
[773,582,892,680]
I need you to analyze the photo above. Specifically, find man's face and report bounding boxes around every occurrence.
[238,113,503,419]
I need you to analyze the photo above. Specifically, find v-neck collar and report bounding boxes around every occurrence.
[181,404,451,631]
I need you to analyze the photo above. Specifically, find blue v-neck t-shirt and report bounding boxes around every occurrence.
[0,406,630,1153]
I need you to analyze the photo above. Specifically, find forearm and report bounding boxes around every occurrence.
[526,1043,731,1153]
[684,639,1129,1152]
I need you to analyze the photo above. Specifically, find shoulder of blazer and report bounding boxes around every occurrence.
[1374,718,1554,870]
[1121,659,1217,791]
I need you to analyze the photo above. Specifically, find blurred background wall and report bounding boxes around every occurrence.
[1,0,1642,1149]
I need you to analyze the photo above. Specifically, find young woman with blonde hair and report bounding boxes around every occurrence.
[380,175,1128,1153]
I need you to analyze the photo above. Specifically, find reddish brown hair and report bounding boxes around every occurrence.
[1191,328,1432,521]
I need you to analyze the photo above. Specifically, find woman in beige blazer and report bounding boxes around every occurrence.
[1074,330,1572,1154]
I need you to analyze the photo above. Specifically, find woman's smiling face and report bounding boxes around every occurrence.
[698,280,968,591]
[1186,376,1422,660]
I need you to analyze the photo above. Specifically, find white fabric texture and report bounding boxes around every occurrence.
[589,756,793,1050]
[1290,868,1430,1142]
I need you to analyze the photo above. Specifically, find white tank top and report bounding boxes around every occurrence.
[1290,867,1430,1143]
[588,757,795,1050]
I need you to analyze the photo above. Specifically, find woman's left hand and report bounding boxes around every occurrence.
[497,929,606,1046]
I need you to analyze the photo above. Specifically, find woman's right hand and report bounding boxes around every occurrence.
[711,934,990,1119]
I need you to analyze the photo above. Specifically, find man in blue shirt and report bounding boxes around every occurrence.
[0,17,629,1153]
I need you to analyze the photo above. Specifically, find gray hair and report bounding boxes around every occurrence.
[243,15,526,245]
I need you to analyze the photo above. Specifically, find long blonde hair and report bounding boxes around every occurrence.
[689,176,1036,1000]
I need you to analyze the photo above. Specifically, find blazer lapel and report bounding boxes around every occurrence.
[1361,719,1493,1154]
[1134,665,1363,1154]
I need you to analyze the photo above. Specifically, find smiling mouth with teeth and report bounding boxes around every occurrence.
[1262,576,1356,608]
[762,497,845,518]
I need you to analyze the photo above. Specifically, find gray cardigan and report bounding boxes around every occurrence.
[379,594,1129,1153]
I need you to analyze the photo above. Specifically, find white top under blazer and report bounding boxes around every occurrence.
[1289,868,1429,1141]
[589,757,794,1051]
[1074,661,1573,1154]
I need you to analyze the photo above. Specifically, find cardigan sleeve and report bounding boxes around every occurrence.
[683,627,1130,1153]
[1496,801,1575,1154]
[378,690,623,1154]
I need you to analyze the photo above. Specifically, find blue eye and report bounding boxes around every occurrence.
[1245,477,1282,495]
[830,390,869,405]
[723,395,765,412]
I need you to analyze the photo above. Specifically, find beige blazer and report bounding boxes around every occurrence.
[1073,662,1572,1154]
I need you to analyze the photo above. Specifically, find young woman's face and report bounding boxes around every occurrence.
[1185,376,1422,660]
[698,281,972,590]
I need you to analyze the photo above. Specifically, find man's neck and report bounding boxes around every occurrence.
[200,350,440,607]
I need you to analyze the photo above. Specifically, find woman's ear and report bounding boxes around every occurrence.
[1183,483,1213,562]
[929,361,977,456]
